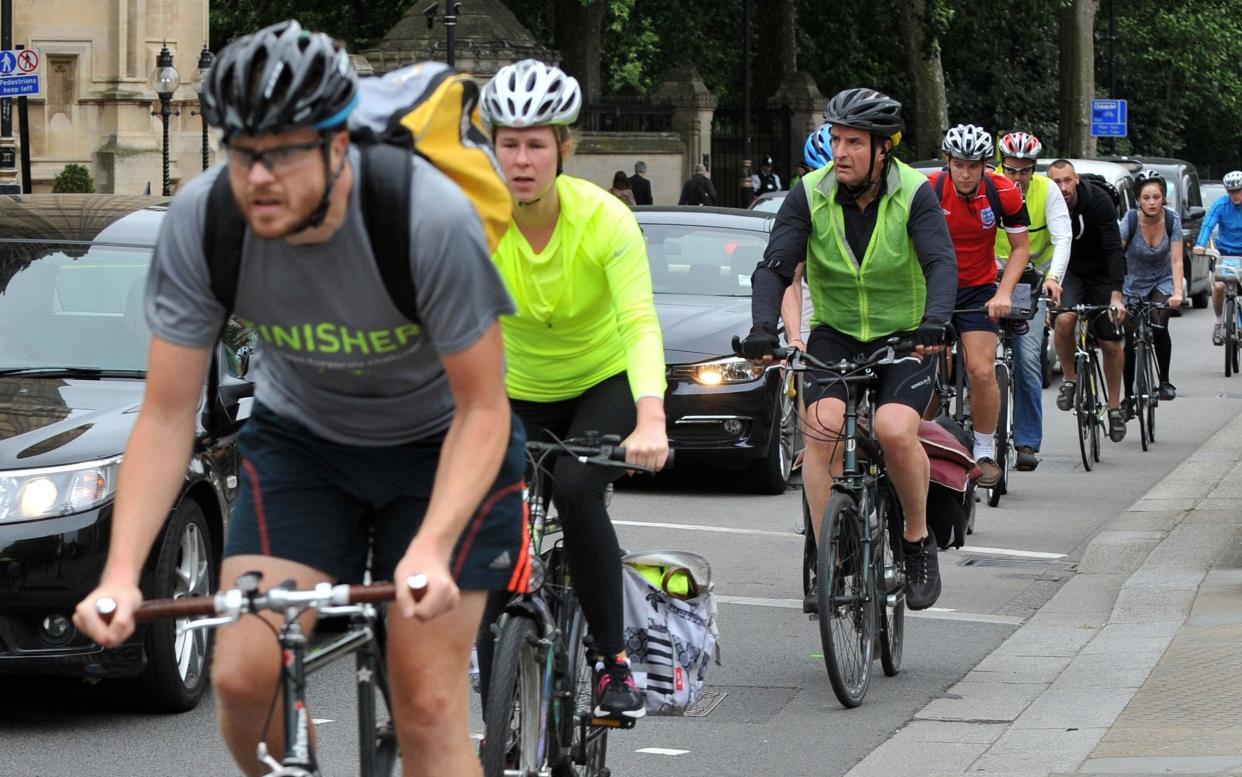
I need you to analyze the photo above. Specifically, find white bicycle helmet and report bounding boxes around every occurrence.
[942,124,994,161]
[481,60,582,128]
[998,131,1042,160]
[1225,170,1242,191]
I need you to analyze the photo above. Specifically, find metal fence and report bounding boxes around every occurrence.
[709,106,793,208]
[577,99,674,133]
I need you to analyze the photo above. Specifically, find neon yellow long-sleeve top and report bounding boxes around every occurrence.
[492,174,666,403]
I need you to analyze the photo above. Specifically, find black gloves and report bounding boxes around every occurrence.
[914,319,947,349]
[740,323,781,359]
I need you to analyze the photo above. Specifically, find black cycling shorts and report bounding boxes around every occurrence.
[953,282,1001,335]
[802,325,936,413]
[1061,272,1123,342]
[225,403,529,592]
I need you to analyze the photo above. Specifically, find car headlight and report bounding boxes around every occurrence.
[671,357,764,386]
[0,456,121,523]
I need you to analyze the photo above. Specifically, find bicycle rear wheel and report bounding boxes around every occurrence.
[817,491,875,708]
[877,484,904,677]
[482,616,546,777]
[1075,355,1094,472]
[557,606,608,777]
[1135,340,1150,452]
[987,361,1011,507]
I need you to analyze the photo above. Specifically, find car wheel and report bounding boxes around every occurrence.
[749,378,796,494]
[129,499,216,712]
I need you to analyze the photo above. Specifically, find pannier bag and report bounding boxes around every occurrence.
[923,417,981,549]
[621,550,720,715]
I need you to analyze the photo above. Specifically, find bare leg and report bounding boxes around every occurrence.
[873,404,930,542]
[1054,313,1079,381]
[961,330,1000,436]
[1100,339,1125,410]
[212,556,330,777]
[801,397,845,543]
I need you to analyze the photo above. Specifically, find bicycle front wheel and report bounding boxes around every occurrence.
[482,616,546,777]
[877,484,904,677]
[1090,349,1106,462]
[1228,297,1239,377]
[1135,340,1150,452]
[817,491,875,708]
[1144,341,1158,444]
[557,606,608,777]
[1075,355,1094,471]
[988,361,1011,507]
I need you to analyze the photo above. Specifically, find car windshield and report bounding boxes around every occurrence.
[644,224,769,296]
[0,242,152,373]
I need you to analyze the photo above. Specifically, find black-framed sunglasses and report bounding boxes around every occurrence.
[1001,163,1037,176]
[221,137,328,174]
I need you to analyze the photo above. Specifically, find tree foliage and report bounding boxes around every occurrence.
[52,164,95,194]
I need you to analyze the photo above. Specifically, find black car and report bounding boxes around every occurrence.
[1104,155,1211,307]
[0,195,253,711]
[635,206,800,494]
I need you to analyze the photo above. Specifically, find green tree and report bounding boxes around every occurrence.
[52,164,96,194]
[210,0,417,50]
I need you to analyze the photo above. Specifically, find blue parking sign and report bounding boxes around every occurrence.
[1091,99,1128,138]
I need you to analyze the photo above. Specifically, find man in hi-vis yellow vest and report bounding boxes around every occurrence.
[741,88,958,613]
[995,131,1071,472]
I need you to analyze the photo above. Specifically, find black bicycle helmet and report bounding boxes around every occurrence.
[202,20,358,136]
[822,88,904,138]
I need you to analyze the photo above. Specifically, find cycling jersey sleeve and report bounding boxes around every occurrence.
[752,182,807,330]
[143,168,228,349]
[602,208,667,401]
[1198,198,1224,246]
[907,181,958,324]
[1045,185,1072,279]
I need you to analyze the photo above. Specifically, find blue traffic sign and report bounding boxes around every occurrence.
[0,51,15,75]
[0,75,39,97]
[1091,98,1128,138]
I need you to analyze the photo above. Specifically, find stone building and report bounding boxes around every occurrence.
[13,0,209,194]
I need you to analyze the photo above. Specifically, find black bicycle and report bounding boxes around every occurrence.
[99,562,419,777]
[1126,300,1168,451]
[482,435,668,777]
[749,337,910,707]
[1216,255,1242,377]
[1053,304,1117,471]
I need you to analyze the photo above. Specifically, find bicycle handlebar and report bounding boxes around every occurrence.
[730,334,918,373]
[525,438,674,470]
[97,575,428,625]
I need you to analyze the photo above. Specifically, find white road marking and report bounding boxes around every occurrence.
[715,595,1022,625]
[956,546,1067,560]
[613,520,798,538]
[636,747,690,756]
[313,718,333,725]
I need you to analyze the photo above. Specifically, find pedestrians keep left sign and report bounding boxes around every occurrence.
[1091,99,1127,138]
[0,49,41,98]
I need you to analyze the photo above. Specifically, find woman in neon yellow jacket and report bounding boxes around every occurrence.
[476,60,668,721]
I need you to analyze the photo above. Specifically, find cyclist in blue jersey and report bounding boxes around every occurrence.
[1195,170,1242,345]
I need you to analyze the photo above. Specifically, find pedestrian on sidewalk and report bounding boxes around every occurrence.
[678,163,716,206]
[610,170,637,207]
[629,160,653,205]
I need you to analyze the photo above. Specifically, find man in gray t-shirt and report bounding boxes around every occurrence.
[74,21,524,776]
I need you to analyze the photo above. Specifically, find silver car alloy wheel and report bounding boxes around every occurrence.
[172,521,211,687]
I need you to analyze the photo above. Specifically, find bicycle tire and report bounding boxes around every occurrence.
[987,361,1010,507]
[877,483,904,678]
[802,492,816,601]
[482,616,546,777]
[1090,350,1105,463]
[817,491,875,708]
[1145,341,1158,444]
[1229,297,1240,377]
[557,606,608,777]
[1135,339,1150,452]
[359,630,398,777]
[1075,354,1094,471]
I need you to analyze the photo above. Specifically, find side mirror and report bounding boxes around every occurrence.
[1187,205,1206,220]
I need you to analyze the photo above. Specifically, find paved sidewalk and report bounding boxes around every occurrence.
[844,413,1242,777]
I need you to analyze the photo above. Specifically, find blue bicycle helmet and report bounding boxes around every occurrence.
[803,124,833,169]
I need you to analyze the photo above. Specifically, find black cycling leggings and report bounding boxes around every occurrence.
[477,372,636,700]
[1124,291,1173,398]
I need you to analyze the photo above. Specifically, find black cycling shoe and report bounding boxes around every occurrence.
[1056,380,1076,411]
[593,657,646,719]
[1159,382,1177,401]
[902,535,942,611]
[1108,407,1127,442]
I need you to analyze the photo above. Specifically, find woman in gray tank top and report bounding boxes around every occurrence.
[1120,171,1183,406]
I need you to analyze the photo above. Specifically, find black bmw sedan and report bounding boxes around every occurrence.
[635,207,800,494]
[0,195,253,711]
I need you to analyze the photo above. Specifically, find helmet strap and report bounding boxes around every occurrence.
[294,135,348,233]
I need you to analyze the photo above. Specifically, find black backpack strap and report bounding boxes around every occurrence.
[982,174,1004,223]
[359,144,419,323]
[202,171,246,316]
[1165,206,1176,240]
[934,169,947,200]
[1124,208,1138,250]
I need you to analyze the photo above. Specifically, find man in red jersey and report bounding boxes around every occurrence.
[925,124,1030,486]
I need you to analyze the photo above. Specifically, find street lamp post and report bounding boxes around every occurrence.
[149,43,181,196]
[423,1,463,67]
[191,44,214,171]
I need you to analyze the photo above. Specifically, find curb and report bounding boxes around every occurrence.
[843,411,1242,777]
